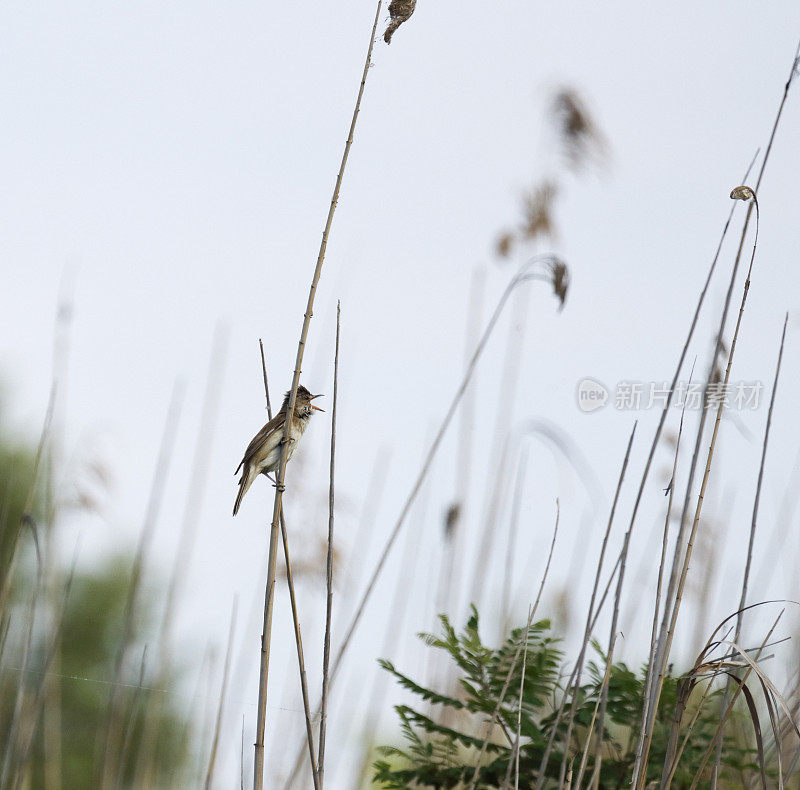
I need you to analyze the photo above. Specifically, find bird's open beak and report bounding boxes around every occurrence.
[311,394,324,411]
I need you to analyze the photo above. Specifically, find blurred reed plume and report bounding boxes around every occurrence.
[550,88,608,172]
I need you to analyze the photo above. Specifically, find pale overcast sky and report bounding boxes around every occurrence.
[2,1,800,786]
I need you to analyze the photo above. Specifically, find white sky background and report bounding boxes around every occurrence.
[2,1,800,786]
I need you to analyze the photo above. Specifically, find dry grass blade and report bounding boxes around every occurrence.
[658,606,791,788]
[252,4,383,788]
[683,615,784,790]
[317,301,341,788]
[466,501,559,790]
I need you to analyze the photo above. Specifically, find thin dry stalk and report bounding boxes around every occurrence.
[329,258,565,692]
[240,715,246,790]
[535,423,637,790]
[666,162,760,756]
[270,258,569,790]
[644,187,761,784]
[734,313,787,645]
[666,42,798,747]
[631,376,693,788]
[259,348,321,790]
[205,598,238,789]
[561,502,631,789]
[711,313,789,783]
[502,605,533,790]
[318,301,341,788]
[573,633,621,789]
[467,502,559,790]
[253,5,383,787]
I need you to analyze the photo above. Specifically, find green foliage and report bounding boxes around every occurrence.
[0,409,193,789]
[0,410,36,579]
[374,608,758,789]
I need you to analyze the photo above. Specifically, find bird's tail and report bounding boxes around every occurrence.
[233,465,257,516]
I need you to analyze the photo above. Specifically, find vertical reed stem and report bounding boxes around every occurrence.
[318,301,341,787]
[252,5,382,788]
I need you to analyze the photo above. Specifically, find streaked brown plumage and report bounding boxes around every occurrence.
[233,385,323,516]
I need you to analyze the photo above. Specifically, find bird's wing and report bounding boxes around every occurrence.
[235,411,287,474]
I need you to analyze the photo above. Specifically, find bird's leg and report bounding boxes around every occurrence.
[268,474,286,493]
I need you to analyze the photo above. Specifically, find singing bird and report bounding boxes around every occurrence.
[233,385,324,516]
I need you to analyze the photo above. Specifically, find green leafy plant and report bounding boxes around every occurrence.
[374,608,759,789]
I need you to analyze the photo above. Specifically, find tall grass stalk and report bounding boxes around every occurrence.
[259,348,321,790]
[663,46,798,738]
[318,301,341,788]
[639,186,761,783]
[252,4,383,786]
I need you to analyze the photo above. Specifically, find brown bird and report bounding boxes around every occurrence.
[233,385,324,516]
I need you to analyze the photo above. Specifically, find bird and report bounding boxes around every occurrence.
[233,385,324,516]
